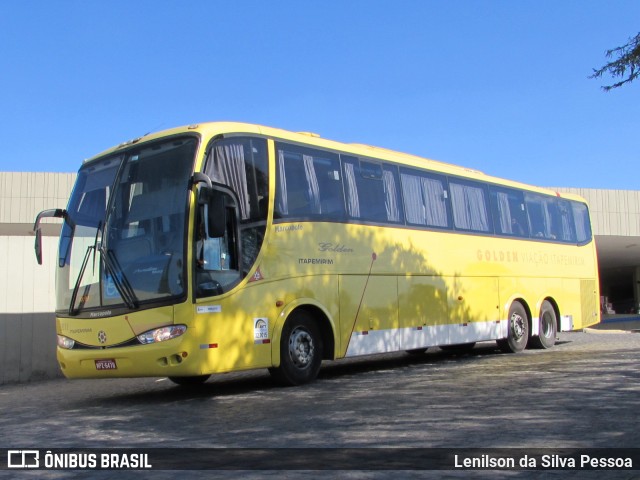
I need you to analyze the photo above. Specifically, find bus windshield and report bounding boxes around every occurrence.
[56,137,197,316]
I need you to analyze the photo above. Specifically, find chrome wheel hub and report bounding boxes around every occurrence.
[288,327,314,369]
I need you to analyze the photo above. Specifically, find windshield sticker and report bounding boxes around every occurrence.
[254,318,270,344]
[249,266,264,283]
[197,305,222,314]
[104,273,121,299]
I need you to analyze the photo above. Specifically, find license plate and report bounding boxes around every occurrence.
[95,359,117,370]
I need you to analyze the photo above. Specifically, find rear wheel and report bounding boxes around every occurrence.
[269,310,323,386]
[530,300,557,349]
[497,301,529,353]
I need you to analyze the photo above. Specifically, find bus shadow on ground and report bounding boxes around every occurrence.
[83,339,554,405]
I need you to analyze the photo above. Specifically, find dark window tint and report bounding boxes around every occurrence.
[556,199,577,242]
[204,137,269,223]
[489,187,529,237]
[400,168,451,228]
[203,137,269,281]
[342,156,403,223]
[525,193,564,241]
[571,202,592,244]
[449,179,492,233]
[275,143,344,220]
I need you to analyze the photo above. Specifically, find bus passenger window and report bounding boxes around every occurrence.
[203,136,269,280]
[275,143,344,221]
[489,187,529,238]
[400,169,450,229]
[572,202,592,244]
[342,157,403,224]
[557,199,577,242]
[449,180,491,233]
[525,193,564,240]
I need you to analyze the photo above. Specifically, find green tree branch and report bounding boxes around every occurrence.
[590,32,640,91]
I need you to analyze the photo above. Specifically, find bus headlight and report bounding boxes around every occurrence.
[57,335,75,349]
[137,325,187,345]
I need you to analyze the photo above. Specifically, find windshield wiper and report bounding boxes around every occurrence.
[68,222,104,316]
[68,242,139,315]
[98,172,138,310]
[68,244,95,316]
[101,246,139,310]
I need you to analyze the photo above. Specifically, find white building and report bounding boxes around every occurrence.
[1,172,75,383]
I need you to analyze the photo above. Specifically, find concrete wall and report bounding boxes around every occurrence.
[1,172,75,385]
[0,312,59,383]
[1,172,75,225]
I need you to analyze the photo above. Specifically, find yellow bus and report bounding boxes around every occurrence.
[34,122,600,386]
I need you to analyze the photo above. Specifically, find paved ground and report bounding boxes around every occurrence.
[1,330,639,479]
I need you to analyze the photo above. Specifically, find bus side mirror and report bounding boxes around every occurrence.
[198,187,227,239]
[33,208,68,265]
[207,190,226,239]
[35,228,44,265]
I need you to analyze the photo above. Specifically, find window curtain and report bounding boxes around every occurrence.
[401,174,448,227]
[401,174,425,225]
[451,183,489,231]
[303,155,321,214]
[383,170,400,222]
[344,162,360,218]
[211,144,250,220]
[541,201,553,238]
[496,192,512,234]
[422,177,448,227]
[276,150,288,215]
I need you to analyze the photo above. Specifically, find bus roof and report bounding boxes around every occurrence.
[84,121,587,204]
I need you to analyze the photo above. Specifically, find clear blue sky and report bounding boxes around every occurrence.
[1,1,638,189]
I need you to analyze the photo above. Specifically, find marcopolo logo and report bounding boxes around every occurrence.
[7,450,40,468]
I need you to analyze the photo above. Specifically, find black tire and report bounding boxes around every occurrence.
[529,300,557,349]
[269,310,323,386]
[168,374,211,386]
[497,301,529,353]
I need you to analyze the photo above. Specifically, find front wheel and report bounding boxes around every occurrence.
[529,300,557,349]
[497,301,529,353]
[269,310,323,386]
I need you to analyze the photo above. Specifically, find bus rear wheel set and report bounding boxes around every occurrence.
[498,300,557,354]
